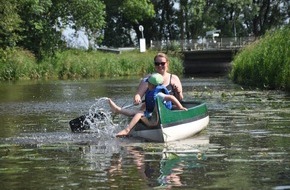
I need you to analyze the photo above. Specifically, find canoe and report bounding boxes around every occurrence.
[130,97,209,142]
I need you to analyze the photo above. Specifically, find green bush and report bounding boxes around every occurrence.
[230,26,290,91]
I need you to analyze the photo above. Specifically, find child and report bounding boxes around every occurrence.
[108,73,187,137]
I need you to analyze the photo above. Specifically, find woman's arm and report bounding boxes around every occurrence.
[171,74,183,101]
[134,77,149,104]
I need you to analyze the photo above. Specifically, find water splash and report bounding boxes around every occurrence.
[82,97,127,138]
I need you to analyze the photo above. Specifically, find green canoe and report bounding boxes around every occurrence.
[130,97,209,142]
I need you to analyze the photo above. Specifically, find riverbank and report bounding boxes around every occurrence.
[1,27,289,92]
[230,26,290,91]
[0,49,183,81]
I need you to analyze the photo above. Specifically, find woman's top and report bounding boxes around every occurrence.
[165,74,173,94]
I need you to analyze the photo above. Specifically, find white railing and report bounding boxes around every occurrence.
[150,37,257,51]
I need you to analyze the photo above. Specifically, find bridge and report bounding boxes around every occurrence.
[182,49,239,75]
[151,37,257,75]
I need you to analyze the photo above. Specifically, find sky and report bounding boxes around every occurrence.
[62,27,89,49]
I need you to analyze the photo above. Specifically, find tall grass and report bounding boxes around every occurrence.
[0,49,184,81]
[230,26,290,91]
[0,48,38,80]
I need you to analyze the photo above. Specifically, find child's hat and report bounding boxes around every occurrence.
[146,73,163,85]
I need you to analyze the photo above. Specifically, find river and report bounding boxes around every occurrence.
[0,77,289,190]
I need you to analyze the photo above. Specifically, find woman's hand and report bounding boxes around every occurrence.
[173,84,183,101]
[134,94,142,105]
[173,85,180,94]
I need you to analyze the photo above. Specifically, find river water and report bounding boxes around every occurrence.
[0,77,289,190]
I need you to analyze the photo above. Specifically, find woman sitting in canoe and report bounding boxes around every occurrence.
[134,52,183,104]
[108,73,187,137]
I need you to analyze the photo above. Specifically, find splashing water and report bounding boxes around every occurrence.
[83,97,128,138]
[1,97,132,145]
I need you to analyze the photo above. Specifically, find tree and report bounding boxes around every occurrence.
[1,0,289,53]
[1,0,105,58]
[0,0,23,48]
[102,0,155,47]
[251,0,289,36]
[17,0,64,58]
[210,0,252,37]
[183,0,207,39]
[67,0,106,50]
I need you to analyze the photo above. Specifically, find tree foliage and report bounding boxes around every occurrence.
[1,0,106,58]
[0,0,23,47]
[102,0,155,47]
[102,0,289,47]
[0,0,289,56]
[67,0,106,50]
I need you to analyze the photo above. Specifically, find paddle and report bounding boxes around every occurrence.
[69,101,144,132]
[69,112,106,132]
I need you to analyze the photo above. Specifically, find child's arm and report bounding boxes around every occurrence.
[158,93,187,110]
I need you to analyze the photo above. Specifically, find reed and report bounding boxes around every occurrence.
[230,26,290,91]
[0,49,184,81]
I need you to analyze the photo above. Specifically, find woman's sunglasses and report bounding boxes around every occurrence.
[154,62,166,66]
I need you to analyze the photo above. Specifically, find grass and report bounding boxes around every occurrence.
[0,49,184,81]
[230,26,290,91]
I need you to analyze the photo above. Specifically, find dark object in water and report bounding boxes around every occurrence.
[69,112,106,132]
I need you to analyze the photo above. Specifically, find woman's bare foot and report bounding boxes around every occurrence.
[116,128,130,137]
[108,98,121,114]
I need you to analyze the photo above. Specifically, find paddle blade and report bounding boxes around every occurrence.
[69,115,89,132]
[69,112,107,132]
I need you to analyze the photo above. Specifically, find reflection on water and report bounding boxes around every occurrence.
[0,77,290,189]
[157,136,209,188]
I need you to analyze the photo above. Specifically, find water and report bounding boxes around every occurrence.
[0,77,289,190]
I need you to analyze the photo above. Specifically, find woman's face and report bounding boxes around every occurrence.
[154,56,168,74]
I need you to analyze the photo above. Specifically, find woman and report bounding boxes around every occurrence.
[134,52,183,105]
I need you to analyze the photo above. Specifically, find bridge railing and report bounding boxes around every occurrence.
[150,37,257,51]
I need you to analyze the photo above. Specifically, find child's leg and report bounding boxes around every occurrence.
[116,112,144,137]
[140,111,159,127]
[108,98,138,116]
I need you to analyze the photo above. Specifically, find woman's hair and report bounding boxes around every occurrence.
[154,53,169,63]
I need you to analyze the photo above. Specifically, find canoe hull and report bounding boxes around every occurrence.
[161,115,209,142]
[131,98,209,142]
[131,115,209,142]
